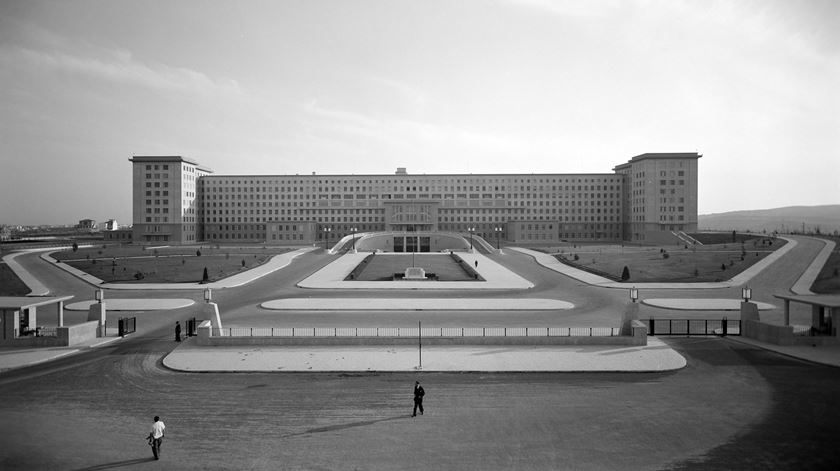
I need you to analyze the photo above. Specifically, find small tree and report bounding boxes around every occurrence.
[721,263,726,271]
[241,259,246,268]
[202,267,209,282]
[621,266,630,281]
[196,249,202,257]
[72,242,79,252]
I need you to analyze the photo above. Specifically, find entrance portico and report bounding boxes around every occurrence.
[774,294,840,337]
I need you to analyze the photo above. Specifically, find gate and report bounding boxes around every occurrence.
[186,317,198,337]
[118,317,136,337]
[643,318,740,336]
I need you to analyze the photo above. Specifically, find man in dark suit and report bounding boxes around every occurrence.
[412,381,425,417]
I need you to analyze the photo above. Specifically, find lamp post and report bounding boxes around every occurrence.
[494,226,503,249]
[350,227,358,252]
[322,227,331,250]
[742,286,752,303]
[468,227,475,251]
[630,286,639,303]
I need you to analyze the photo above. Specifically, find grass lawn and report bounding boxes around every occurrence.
[0,262,30,296]
[812,235,840,294]
[540,235,786,283]
[52,245,295,283]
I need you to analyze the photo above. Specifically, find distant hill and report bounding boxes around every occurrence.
[698,205,840,235]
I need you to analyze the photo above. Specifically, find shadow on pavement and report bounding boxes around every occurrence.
[283,415,409,438]
[70,457,156,470]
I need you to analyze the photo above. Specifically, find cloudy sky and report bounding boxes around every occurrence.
[1,0,838,226]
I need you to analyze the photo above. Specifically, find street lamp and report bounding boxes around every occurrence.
[494,226,503,249]
[350,227,358,252]
[630,287,639,303]
[322,227,331,250]
[94,289,103,303]
[742,286,752,302]
[204,288,212,303]
[467,227,475,251]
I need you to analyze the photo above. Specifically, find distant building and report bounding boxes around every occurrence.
[103,219,119,231]
[77,219,96,230]
[104,228,133,242]
[130,153,700,245]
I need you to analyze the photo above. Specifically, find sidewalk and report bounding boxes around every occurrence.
[0,335,122,373]
[162,337,686,372]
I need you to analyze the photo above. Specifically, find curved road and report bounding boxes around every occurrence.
[1,236,838,469]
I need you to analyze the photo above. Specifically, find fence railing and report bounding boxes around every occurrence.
[211,326,621,338]
[644,319,740,336]
[792,325,836,337]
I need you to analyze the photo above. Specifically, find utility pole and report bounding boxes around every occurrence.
[418,320,422,370]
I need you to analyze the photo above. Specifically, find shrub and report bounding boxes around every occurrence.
[134,271,145,280]
[241,259,246,267]
[196,250,202,257]
[662,252,669,259]
[202,267,209,282]
[621,266,630,281]
[721,263,726,271]
[573,254,580,261]
[72,242,79,252]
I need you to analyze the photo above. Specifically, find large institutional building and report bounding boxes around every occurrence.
[129,152,700,247]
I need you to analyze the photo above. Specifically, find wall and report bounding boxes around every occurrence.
[58,321,100,346]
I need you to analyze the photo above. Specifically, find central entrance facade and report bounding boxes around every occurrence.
[393,235,432,252]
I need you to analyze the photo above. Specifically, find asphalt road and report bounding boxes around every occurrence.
[1,334,839,470]
[2,236,835,469]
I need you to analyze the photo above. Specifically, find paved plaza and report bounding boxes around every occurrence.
[2,235,840,469]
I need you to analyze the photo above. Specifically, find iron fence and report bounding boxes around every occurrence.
[118,317,136,337]
[644,319,740,336]
[211,326,621,338]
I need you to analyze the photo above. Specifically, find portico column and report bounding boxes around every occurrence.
[783,299,790,326]
[812,305,823,331]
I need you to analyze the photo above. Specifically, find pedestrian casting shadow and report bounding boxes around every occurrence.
[283,415,408,438]
[70,457,156,470]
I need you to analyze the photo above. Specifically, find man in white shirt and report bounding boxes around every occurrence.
[147,416,166,460]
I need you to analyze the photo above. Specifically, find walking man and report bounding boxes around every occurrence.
[175,321,182,342]
[147,416,165,460]
[412,381,425,417]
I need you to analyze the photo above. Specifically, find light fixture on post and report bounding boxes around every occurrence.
[350,227,358,251]
[94,289,103,303]
[494,226,503,249]
[204,288,212,303]
[468,227,475,251]
[742,286,752,303]
[630,287,639,303]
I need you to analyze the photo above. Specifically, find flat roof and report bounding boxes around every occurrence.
[0,296,75,310]
[629,152,702,162]
[774,294,840,308]
[129,156,201,166]
[199,172,622,179]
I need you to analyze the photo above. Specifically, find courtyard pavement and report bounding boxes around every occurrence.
[3,236,839,373]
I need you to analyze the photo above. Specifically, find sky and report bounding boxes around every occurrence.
[1,0,838,226]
